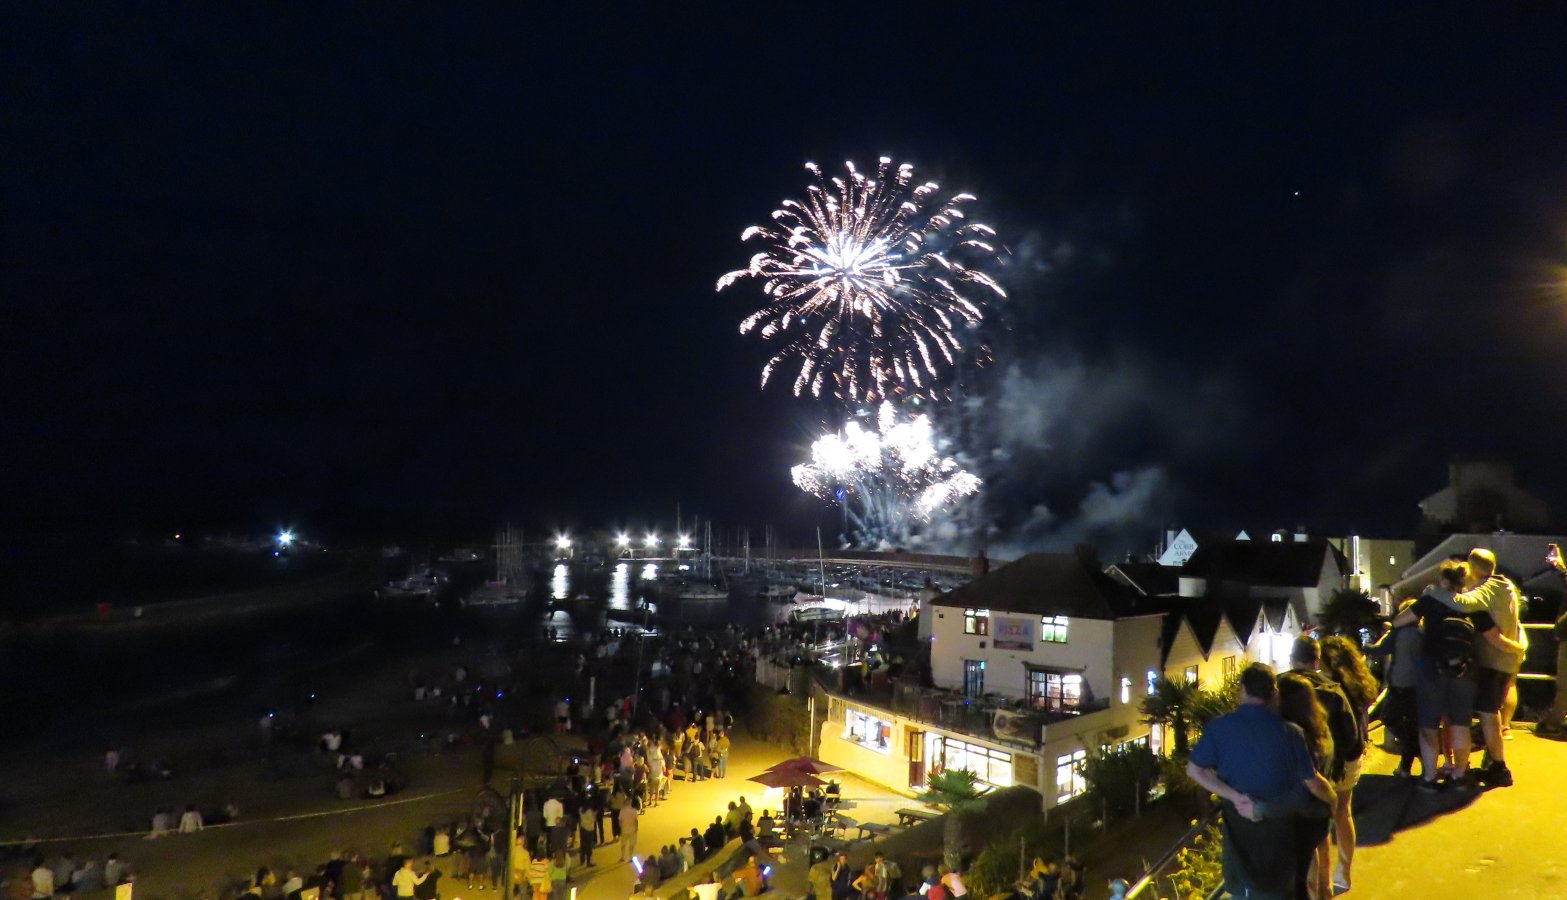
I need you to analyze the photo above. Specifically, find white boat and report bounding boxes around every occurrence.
[758,584,796,602]
[679,584,729,602]
[378,568,442,601]
[462,581,525,608]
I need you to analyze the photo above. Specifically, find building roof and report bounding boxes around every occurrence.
[932,551,1160,620]
[1184,538,1345,589]
[1106,562,1180,597]
[1185,601,1229,655]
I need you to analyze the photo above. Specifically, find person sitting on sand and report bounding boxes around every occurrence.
[148,809,172,839]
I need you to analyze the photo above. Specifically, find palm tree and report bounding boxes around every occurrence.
[1141,675,1201,758]
[1318,588,1380,638]
[919,768,986,870]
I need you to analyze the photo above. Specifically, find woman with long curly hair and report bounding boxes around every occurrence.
[1278,673,1335,900]
[1320,635,1376,891]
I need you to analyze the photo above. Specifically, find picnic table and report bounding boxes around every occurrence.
[854,821,894,841]
[812,835,850,855]
[894,807,939,827]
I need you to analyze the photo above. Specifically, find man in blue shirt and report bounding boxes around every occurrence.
[1187,663,1336,898]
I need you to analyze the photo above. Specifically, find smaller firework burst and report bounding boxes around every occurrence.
[792,402,980,545]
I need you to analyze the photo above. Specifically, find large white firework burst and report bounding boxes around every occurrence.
[718,158,1005,402]
[792,402,980,545]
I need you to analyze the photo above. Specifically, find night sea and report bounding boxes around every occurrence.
[0,538,773,745]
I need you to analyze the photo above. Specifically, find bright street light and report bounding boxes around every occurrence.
[554,534,572,550]
[615,533,631,548]
[277,530,295,546]
[677,533,692,551]
[644,533,659,549]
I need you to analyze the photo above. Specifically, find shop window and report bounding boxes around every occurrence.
[1056,749,1087,803]
[844,710,893,754]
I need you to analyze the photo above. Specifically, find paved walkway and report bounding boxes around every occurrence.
[572,736,910,899]
[1352,726,1567,898]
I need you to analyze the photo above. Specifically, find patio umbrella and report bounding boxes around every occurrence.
[748,767,827,790]
[766,756,844,776]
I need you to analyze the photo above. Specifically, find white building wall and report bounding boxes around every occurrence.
[930,606,1116,703]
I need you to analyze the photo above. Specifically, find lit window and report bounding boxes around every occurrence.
[1183,664,1199,683]
[939,738,1013,789]
[1027,668,1082,713]
[843,710,893,754]
[1056,749,1087,803]
[1040,615,1069,644]
[1120,676,1132,704]
[964,608,990,635]
[1146,669,1158,696]
[1149,725,1163,756]
[1222,656,1237,678]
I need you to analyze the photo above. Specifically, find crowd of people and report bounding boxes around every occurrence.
[6,851,131,899]
[1188,544,1554,899]
[505,716,777,900]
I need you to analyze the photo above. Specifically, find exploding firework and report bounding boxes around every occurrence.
[792,402,981,546]
[719,158,1006,402]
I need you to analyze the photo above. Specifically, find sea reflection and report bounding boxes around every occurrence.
[609,562,631,611]
[641,563,658,581]
[551,563,569,600]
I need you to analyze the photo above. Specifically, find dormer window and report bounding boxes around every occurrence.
[963,608,990,635]
[1040,615,1069,644]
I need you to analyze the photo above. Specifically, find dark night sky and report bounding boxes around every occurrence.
[5,5,1567,547]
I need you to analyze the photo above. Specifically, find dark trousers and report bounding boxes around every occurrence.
[1385,685,1419,770]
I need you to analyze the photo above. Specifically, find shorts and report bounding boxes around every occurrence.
[1335,755,1363,793]
[1415,662,1475,729]
[1473,667,1512,714]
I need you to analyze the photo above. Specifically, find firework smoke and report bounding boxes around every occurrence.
[719,158,1006,402]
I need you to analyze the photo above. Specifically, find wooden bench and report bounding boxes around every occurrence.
[894,807,939,828]
[854,821,894,841]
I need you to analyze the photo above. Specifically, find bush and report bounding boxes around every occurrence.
[1081,743,1161,820]
[964,816,1057,898]
[1158,822,1223,900]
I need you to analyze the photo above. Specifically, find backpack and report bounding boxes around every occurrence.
[1305,673,1363,775]
[1430,614,1477,679]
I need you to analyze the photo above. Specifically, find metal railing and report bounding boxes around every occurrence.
[1125,805,1224,899]
[1517,622,1557,683]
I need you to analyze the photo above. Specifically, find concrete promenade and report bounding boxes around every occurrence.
[570,737,909,900]
[1352,727,1567,898]
[0,733,909,900]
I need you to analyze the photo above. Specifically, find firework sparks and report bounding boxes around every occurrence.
[792,402,980,545]
[719,158,1006,402]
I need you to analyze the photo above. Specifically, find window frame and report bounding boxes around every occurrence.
[963,607,990,636]
[1040,615,1069,644]
[1055,749,1087,804]
[1026,666,1084,713]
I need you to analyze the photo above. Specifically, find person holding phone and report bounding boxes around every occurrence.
[1536,543,1567,736]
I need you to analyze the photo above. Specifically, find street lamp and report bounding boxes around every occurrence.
[644,533,659,551]
[616,532,632,559]
[277,530,295,547]
[554,534,573,559]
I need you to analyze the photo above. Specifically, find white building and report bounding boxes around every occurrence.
[818,551,1172,811]
[1180,538,1347,626]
